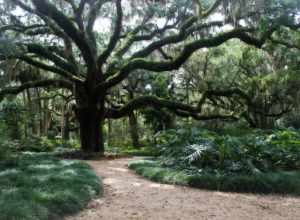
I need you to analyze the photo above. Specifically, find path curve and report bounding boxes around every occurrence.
[66,157,300,220]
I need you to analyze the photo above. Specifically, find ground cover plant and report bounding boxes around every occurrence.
[129,128,300,194]
[0,153,102,220]
[0,0,300,218]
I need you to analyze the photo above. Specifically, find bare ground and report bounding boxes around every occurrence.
[66,157,300,220]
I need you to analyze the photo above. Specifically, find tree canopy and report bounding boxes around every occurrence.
[0,0,300,153]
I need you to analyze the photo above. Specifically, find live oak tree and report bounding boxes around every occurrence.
[0,0,299,154]
[182,41,300,129]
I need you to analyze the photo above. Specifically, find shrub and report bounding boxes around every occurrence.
[0,154,102,220]
[1,136,80,153]
[129,160,300,195]
[155,128,300,175]
[130,128,300,194]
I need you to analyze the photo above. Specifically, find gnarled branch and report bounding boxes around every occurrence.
[31,0,95,70]
[99,28,269,90]
[0,79,73,101]
[98,0,123,68]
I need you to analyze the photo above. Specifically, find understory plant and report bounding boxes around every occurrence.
[0,153,102,220]
[155,128,300,175]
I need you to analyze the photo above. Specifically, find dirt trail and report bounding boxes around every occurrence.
[66,157,300,220]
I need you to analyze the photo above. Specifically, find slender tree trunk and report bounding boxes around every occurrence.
[61,103,66,139]
[107,119,112,147]
[22,92,28,138]
[35,88,42,136]
[26,89,35,136]
[43,99,50,136]
[62,111,70,140]
[127,91,140,148]
[129,111,140,148]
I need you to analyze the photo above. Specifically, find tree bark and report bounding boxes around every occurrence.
[43,99,50,136]
[129,111,140,148]
[107,118,113,147]
[76,106,104,154]
[36,88,42,136]
[62,111,70,140]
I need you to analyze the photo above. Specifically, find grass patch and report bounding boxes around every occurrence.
[129,159,300,195]
[0,153,102,220]
[129,160,189,185]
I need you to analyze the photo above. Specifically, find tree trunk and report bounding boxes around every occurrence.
[62,111,70,140]
[43,99,50,136]
[129,111,140,148]
[26,89,35,136]
[107,119,112,147]
[75,82,106,154]
[76,106,104,154]
[61,103,66,139]
[22,91,28,138]
[35,88,42,136]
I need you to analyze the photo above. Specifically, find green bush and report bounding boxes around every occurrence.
[129,160,189,185]
[129,160,300,195]
[187,171,300,194]
[2,136,80,153]
[0,154,102,220]
[129,128,300,194]
[155,128,300,175]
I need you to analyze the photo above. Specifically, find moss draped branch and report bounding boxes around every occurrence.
[86,0,109,51]
[24,43,79,75]
[105,88,252,119]
[0,79,73,101]
[31,0,95,70]
[98,0,123,68]
[99,28,269,90]
[19,56,83,82]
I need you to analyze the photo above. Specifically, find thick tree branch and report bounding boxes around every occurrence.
[174,110,238,121]
[105,94,237,121]
[11,0,68,39]
[0,24,50,36]
[105,95,204,118]
[99,28,269,90]
[18,56,83,82]
[0,79,73,101]
[24,43,79,75]
[86,0,109,51]
[130,16,198,59]
[98,0,123,68]
[31,0,95,70]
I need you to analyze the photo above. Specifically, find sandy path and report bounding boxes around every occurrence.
[66,157,300,220]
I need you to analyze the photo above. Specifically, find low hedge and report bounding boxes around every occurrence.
[129,160,300,195]
[0,153,102,220]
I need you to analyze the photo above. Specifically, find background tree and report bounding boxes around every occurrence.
[0,0,299,154]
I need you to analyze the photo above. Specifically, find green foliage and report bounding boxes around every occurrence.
[129,160,189,185]
[283,112,300,129]
[155,128,300,175]
[0,99,24,140]
[0,154,102,220]
[129,127,300,194]
[129,160,300,195]
[187,170,300,194]
[0,141,13,162]
[0,136,80,153]
[141,74,175,132]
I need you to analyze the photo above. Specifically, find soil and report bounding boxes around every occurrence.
[66,157,300,220]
